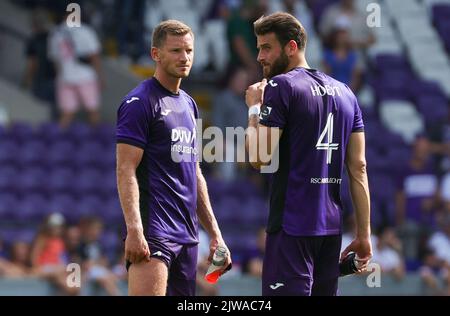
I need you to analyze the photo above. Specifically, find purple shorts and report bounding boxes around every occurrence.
[126,236,198,296]
[262,230,341,296]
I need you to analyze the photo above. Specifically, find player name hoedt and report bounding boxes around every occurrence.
[310,84,342,97]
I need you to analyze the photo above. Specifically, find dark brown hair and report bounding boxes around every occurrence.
[152,20,194,48]
[254,12,307,51]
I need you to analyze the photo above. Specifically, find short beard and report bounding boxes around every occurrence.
[266,51,289,78]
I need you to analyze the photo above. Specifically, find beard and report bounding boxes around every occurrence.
[168,66,191,79]
[263,51,289,78]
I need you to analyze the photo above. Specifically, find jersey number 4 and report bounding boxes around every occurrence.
[316,113,339,165]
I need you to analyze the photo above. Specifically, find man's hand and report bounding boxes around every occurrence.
[340,237,372,272]
[246,79,268,107]
[125,229,150,264]
[208,237,232,275]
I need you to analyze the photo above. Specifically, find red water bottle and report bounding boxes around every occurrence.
[205,246,227,284]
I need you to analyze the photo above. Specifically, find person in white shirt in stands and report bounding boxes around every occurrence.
[423,214,450,295]
[48,11,103,128]
[371,226,405,280]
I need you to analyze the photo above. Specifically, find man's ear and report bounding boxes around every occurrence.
[151,47,160,62]
[286,40,298,57]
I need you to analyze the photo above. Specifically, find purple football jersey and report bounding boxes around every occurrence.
[116,78,199,244]
[259,67,364,236]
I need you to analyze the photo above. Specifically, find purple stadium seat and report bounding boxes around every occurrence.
[432,4,450,22]
[374,54,410,73]
[47,194,77,218]
[72,168,103,197]
[13,194,48,222]
[47,167,75,195]
[410,80,447,101]
[76,194,104,216]
[104,198,124,225]
[18,140,48,167]
[0,140,19,166]
[0,193,18,218]
[74,141,105,168]
[98,171,117,199]
[16,167,47,196]
[8,122,35,144]
[37,122,70,143]
[93,123,115,146]
[0,166,19,194]
[416,95,448,124]
[66,122,93,143]
[47,140,76,167]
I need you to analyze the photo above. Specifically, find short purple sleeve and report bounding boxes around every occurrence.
[352,96,364,132]
[258,78,290,129]
[116,97,152,149]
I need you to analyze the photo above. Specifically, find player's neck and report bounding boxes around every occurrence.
[287,59,311,71]
[153,70,181,94]
[288,55,310,72]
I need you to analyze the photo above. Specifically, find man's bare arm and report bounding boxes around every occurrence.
[341,132,372,267]
[245,118,282,170]
[345,132,371,239]
[116,143,149,263]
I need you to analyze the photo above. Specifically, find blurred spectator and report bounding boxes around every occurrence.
[30,213,78,295]
[395,136,439,227]
[203,0,232,21]
[421,213,450,295]
[319,0,375,50]
[0,241,32,278]
[226,0,267,82]
[31,213,67,268]
[196,229,219,296]
[78,216,120,296]
[23,9,58,120]
[241,227,265,277]
[322,18,363,92]
[395,136,439,259]
[419,248,450,295]
[6,241,33,278]
[48,10,103,128]
[111,250,127,282]
[64,225,82,264]
[371,227,405,280]
[0,238,8,276]
[427,215,450,267]
[115,0,147,62]
[213,67,249,131]
[212,67,250,181]
[269,0,315,37]
[427,105,450,174]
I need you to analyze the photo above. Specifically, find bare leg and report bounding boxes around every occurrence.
[59,111,76,129]
[87,110,101,126]
[128,258,168,296]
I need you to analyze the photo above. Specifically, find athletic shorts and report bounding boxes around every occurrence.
[262,229,341,296]
[125,236,198,296]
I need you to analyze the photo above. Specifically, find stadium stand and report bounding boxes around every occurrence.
[0,0,450,295]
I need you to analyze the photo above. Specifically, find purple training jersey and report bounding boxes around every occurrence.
[259,67,364,236]
[116,78,199,244]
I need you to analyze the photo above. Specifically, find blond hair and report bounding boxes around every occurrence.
[152,20,194,48]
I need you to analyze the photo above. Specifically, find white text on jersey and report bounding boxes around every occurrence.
[310,84,342,97]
